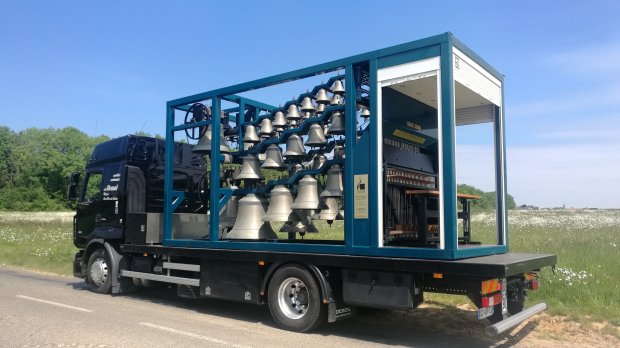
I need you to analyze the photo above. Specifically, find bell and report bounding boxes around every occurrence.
[273,111,287,130]
[327,112,345,135]
[316,103,326,114]
[263,185,294,222]
[280,210,319,234]
[192,125,229,154]
[235,155,264,180]
[262,144,286,169]
[291,175,327,210]
[288,119,299,128]
[289,163,303,176]
[334,144,345,159]
[305,123,327,147]
[227,194,277,239]
[321,164,344,197]
[243,125,260,144]
[317,197,344,224]
[300,96,315,113]
[219,192,239,229]
[258,117,274,137]
[330,94,343,105]
[312,154,326,169]
[360,106,370,118]
[314,88,330,104]
[283,134,306,158]
[330,80,345,95]
[302,111,313,119]
[286,104,301,120]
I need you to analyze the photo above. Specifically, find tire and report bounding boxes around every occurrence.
[86,249,112,294]
[268,265,326,332]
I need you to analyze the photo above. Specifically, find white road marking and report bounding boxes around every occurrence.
[16,295,93,313]
[139,322,252,348]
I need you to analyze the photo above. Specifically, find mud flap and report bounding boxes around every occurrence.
[103,242,136,294]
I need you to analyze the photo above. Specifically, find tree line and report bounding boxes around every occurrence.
[0,126,516,211]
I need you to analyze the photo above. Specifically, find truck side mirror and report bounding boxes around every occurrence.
[67,172,81,200]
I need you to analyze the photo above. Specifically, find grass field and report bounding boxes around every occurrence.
[1,210,618,325]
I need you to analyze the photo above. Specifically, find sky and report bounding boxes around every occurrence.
[1,1,619,208]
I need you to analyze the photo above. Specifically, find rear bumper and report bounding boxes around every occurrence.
[73,251,85,278]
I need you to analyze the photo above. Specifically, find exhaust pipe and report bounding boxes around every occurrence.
[485,303,547,337]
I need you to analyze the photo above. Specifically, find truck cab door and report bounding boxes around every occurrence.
[74,170,103,248]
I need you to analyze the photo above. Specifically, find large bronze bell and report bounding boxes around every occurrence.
[273,111,287,130]
[192,125,229,154]
[243,125,260,144]
[286,104,301,120]
[262,144,286,169]
[291,175,327,210]
[305,123,327,147]
[327,112,345,135]
[235,155,264,180]
[314,88,330,104]
[280,210,319,234]
[258,117,274,137]
[317,197,344,225]
[262,185,294,222]
[283,134,306,158]
[312,154,326,169]
[227,194,277,240]
[330,80,345,95]
[300,96,315,113]
[321,164,344,197]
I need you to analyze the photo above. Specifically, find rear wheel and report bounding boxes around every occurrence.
[268,265,326,332]
[86,248,112,294]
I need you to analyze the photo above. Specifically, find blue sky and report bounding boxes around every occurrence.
[1,1,619,208]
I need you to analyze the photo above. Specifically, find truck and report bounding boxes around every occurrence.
[68,32,556,337]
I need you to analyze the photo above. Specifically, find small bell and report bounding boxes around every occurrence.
[289,163,303,176]
[258,118,274,137]
[330,80,345,95]
[280,210,319,234]
[263,185,294,222]
[300,96,315,113]
[305,123,327,147]
[291,175,327,210]
[286,104,301,120]
[192,125,229,154]
[273,111,287,130]
[316,103,326,114]
[262,144,286,169]
[312,154,326,170]
[321,164,344,197]
[314,88,330,105]
[317,197,344,225]
[227,194,277,240]
[327,112,345,135]
[234,155,264,180]
[283,134,306,159]
[243,125,260,144]
[360,106,370,118]
[330,94,343,105]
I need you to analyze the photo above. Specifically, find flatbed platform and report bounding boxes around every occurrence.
[121,244,556,279]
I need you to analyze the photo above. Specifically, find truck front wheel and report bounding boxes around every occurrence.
[268,265,326,332]
[86,249,112,294]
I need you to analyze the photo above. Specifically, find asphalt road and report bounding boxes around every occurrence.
[0,267,502,348]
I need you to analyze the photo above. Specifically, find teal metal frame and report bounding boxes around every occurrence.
[162,32,508,260]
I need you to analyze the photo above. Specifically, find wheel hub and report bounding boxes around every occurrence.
[278,277,309,320]
[90,258,108,287]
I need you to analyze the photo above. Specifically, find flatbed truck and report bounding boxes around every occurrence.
[69,33,556,337]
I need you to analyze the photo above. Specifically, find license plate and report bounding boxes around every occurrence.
[477,306,494,320]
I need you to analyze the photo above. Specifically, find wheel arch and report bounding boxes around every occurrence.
[260,262,332,305]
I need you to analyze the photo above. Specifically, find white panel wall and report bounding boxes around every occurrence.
[453,48,502,107]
